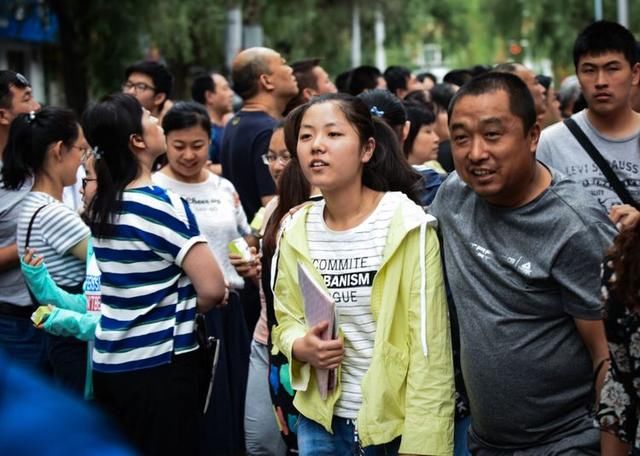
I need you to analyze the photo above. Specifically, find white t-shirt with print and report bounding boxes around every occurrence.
[306,191,397,418]
[153,171,251,289]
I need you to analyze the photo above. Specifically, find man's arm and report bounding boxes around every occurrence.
[574,318,609,403]
[0,244,19,273]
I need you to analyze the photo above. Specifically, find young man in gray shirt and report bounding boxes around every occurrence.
[431,72,616,454]
[537,21,640,231]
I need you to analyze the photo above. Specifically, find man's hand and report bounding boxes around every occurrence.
[292,321,344,369]
[609,204,640,231]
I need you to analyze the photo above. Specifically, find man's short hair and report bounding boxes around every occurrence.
[443,69,473,87]
[0,70,30,109]
[348,65,381,95]
[430,82,457,112]
[291,58,321,92]
[448,72,537,134]
[191,73,216,105]
[125,61,174,98]
[232,56,271,100]
[384,65,411,94]
[573,20,639,68]
[417,72,437,85]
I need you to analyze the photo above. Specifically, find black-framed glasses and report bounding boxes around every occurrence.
[81,177,97,190]
[122,81,156,92]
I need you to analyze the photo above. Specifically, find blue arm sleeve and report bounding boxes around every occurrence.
[43,308,99,341]
[20,259,87,313]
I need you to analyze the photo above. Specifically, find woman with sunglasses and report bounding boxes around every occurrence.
[2,106,90,394]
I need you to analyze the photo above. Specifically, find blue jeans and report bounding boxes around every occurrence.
[0,314,47,372]
[455,416,472,456]
[297,415,400,456]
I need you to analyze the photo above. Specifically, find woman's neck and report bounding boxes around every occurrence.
[32,174,64,201]
[322,185,384,231]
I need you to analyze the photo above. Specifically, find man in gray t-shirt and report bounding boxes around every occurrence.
[538,21,640,231]
[0,70,42,368]
[431,72,615,454]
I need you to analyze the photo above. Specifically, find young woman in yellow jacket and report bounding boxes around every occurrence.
[272,93,454,456]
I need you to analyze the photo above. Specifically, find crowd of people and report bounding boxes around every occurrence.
[0,18,639,456]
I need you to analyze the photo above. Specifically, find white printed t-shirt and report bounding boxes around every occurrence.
[306,191,397,419]
[153,171,251,289]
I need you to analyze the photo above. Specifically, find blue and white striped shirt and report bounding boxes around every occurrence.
[92,186,207,373]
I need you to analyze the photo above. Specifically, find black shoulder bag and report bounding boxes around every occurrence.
[563,118,640,210]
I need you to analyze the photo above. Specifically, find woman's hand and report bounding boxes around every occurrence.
[229,247,261,285]
[292,321,344,369]
[23,247,44,267]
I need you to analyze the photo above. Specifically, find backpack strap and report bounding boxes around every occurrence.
[563,118,639,209]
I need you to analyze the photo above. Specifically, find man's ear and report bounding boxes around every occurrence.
[153,92,167,109]
[528,123,541,154]
[302,87,316,102]
[259,73,275,92]
[0,108,11,126]
[205,89,216,105]
[631,62,640,87]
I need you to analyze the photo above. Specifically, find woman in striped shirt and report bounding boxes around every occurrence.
[2,106,90,394]
[82,93,226,455]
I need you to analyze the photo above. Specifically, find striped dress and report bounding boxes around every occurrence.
[92,186,207,373]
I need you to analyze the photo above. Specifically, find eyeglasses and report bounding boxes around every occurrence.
[81,177,97,190]
[122,81,156,93]
[71,145,91,162]
[262,153,292,165]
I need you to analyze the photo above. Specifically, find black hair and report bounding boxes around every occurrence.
[417,72,437,84]
[403,103,436,159]
[285,58,323,115]
[443,69,473,87]
[431,82,458,112]
[348,65,381,95]
[536,74,552,91]
[82,93,144,238]
[232,55,271,100]
[573,20,639,68]
[448,72,537,134]
[357,88,407,141]
[384,65,411,95]
[335,69,353,94]
[404,89,434,110]
[2,106,79,189]
[284,92,421,203]
[125,61,174,99]
[162,101,211,137]
[0,70,30,109]
[191,73,215,105]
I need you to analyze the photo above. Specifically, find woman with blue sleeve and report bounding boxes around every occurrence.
[2,106,91,394]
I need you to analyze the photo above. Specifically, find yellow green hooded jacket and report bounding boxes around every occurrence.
[271,193,455,455]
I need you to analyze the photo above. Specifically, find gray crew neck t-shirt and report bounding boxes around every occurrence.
[430,168,616,449]
[537,109,640,212]
[0,163,32,306]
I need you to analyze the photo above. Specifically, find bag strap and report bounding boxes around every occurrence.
[563,118,639,209]
[26,204,49,249]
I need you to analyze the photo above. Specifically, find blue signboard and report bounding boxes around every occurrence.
[0,3,58,43]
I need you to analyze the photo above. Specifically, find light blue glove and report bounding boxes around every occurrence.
[43,307,99,341]
[20,259,87,313]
